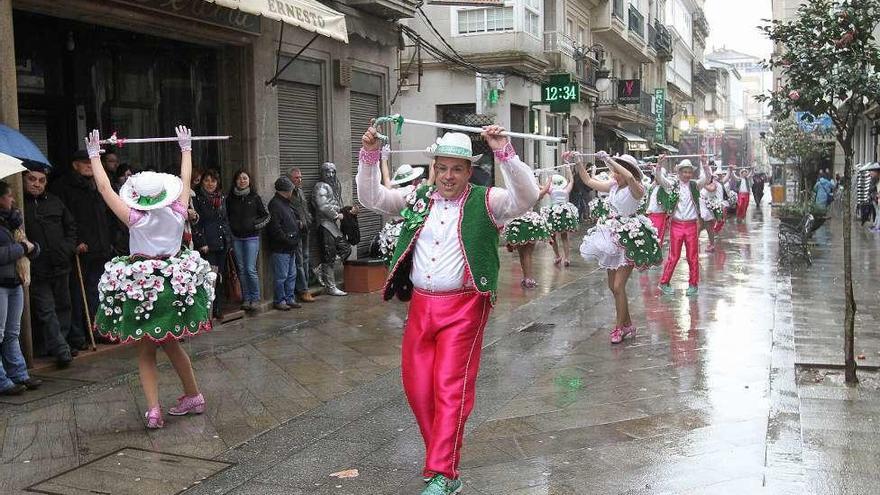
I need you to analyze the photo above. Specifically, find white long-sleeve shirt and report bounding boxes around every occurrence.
[357,150,539,292]
[658,168,708,221]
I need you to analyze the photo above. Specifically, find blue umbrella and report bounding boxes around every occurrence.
[0,123,51,168]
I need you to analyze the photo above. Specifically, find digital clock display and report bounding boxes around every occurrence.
[541,82,579,103]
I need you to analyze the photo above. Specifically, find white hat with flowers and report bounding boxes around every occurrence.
[120,171,183,211]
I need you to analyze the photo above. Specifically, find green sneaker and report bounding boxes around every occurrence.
[420,474,463,495]
[658,284,674,295]
[686,285,698,297]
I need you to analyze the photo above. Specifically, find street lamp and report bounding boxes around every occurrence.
[714,118,725,130]
[698,119,709,131]
[678,119,691,132]
[586,43,612,92]
[734,117,746,130]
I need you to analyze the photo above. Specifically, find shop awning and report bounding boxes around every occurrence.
[655,143,679,153]
[611,128,650,152]
[208,0,349,43]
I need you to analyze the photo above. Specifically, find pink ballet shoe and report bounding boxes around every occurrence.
[610,327,623,344]
[563,258,571,267]
[145,406,164,429]
[554,257,562,266]
[706,243,715,253]
[525,278,538,288]
[620,324,636,340]
[168,393,206,416]
[520,278,528,288]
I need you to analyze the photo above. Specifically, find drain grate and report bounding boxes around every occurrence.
[520,322,555,333]
[26,447,233,495]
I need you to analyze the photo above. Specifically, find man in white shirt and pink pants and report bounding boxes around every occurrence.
[356,124,539,494]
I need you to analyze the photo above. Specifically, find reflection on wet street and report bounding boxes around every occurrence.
[2,201,878,494]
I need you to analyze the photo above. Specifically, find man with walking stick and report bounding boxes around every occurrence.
[52,149,115,348]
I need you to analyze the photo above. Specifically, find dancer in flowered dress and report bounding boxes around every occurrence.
[85,127,215,429]
[699,176,728,252]
[540,168,579,267]
[505,190,551,288]
[576,152,662,344]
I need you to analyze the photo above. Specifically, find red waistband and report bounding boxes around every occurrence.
[670,219,699,224]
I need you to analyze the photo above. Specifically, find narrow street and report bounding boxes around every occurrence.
[2,202,877,494]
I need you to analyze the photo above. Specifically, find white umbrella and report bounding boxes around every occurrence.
[0,152,28,180]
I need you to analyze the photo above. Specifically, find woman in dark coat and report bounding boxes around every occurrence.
[0,180,42,395]
[193,169,231,319]
[225,169,269,311]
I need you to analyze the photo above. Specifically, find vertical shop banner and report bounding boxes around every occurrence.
[654,88,665,144]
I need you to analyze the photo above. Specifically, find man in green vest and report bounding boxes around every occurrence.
[357,125,539,495]
[656,158,712,296]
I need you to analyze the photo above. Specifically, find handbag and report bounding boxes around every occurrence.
[225,249,242,303]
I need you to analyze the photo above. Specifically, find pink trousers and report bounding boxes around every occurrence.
[648,212,669,245]
[659,220,700,286]
[736,192,750,219]
[401,289,491,480]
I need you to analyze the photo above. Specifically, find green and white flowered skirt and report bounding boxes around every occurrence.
[541,202,580,233]
[95,249,217,344]
[504,211,550,247]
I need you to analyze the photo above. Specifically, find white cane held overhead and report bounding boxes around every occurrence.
[374,115,566,144]
[98,132,231,147]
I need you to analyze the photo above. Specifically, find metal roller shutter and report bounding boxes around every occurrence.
[277,81,324,264]
[350,91,382,258]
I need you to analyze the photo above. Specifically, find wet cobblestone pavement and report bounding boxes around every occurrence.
[2,201,880,494]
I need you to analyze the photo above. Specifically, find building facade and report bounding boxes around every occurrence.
[6,0,414,265]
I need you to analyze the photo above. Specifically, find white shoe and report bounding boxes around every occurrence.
[327,286,347,296]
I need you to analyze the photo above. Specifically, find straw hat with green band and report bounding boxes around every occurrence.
[430,132,483,163]
[390,164,424,186]
[120,171,183,211]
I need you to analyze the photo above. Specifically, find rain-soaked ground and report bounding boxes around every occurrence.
[2,199,879,495]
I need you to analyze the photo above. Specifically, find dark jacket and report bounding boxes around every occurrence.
[266,194,301,254]
[340,206,360,245]
[51,172,115,262]
[226,189,270,239]
[192,189,231,253]
[24,191,77,280]
[0,211,40,288]
[290,187,312,231]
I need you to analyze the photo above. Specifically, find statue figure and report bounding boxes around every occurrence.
[312,162,351,296]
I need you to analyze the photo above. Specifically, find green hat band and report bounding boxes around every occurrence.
[137,190,167,206]
[435,145,472,157]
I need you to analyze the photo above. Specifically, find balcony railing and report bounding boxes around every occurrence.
[612,0,624,21]
[543,31,576,58]
[628,5,645,40]
[648,22,656,47]
[653,21,672,60]
[693,7,710,38]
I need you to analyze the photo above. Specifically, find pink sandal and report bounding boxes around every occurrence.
[620,324,636,340]
[168,393,206,416]
[145,406,164,429]
[610,327,623,344]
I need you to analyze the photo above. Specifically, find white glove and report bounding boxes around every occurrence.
[85,130,101,159]
[176,125,192,152]
[595,150,610,161]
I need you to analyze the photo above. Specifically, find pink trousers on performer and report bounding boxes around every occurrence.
[736,192,750,219]
[401,289,491,480]
[648,212,669,245]
[659,220,700,286]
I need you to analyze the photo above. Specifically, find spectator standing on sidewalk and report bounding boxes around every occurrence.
[287,167,315,302]
[226,169,270,312]
[266,176,302,311]
[23,168,75,368]
[0,180,42,395]
[193,168,231,319]
[52,149,117,347]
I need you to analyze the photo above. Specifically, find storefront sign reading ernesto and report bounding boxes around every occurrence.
[428,0,504,6]
[119,0,261,34]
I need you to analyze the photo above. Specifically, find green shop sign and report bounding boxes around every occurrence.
[654,88,666,144]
